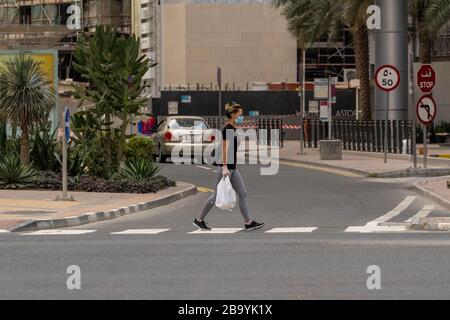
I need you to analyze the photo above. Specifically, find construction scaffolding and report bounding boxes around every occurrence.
[0,0,131,50]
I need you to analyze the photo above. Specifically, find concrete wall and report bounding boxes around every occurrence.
[163,3,297,87]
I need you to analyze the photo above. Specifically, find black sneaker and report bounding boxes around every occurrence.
[245,220,264,231]
[193,218,211,231]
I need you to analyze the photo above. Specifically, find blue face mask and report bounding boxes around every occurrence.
[236,115,244,125]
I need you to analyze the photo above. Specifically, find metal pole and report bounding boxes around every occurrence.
[328,75,332,139]
[62,132,68,199]
[218,87,222,117]
[409,50,417,169]
[298,48,306,155]
[423,125,428,168]
[384,92,389,163]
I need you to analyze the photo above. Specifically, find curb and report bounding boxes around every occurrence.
[409,182,450,231]
[10,182,198,232]
[246,150,450,178]
[277,156,371,177]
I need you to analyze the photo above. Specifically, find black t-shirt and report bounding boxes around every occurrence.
[217,123,238,170]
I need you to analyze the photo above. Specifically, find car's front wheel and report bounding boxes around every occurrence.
[158,145,167,163]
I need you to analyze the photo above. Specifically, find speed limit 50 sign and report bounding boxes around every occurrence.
[375,65,400,92]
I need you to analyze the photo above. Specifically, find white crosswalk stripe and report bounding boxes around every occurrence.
[265,227,318,233]
[364,196,417,227]
[0,230,10,234]
[188,228,243,234]
[345,225,409,233]
[404,205,434,223]
[20,230,97,235]
[110,229,169,235]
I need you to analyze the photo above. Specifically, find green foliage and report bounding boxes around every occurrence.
[30,122,59,171]
[124,136,154,162]
[0,153,38,189]
[73,25,156,163]
[0,126,5,153]
[118,159,161,183]
[435,121,450,134]
[0,55,55,164]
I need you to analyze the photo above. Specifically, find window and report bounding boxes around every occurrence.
[168,119,208,130]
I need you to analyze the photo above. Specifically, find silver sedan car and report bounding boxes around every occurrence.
[151,116,217,163]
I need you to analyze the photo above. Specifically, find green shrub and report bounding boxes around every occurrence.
[435,121,450,134]
[30,123,59,171]
[0,153,37,189]
[124,136,153,162]
[118,159,161,183]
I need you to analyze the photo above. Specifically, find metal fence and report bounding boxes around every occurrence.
[157,115,284,146]
[304,119,413,154]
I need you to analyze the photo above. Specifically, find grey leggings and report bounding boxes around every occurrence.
[199,166,251,222]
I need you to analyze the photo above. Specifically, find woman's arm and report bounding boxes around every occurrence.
[222,138,230,176]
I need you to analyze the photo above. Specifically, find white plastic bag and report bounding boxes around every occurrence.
[215,176,236,210]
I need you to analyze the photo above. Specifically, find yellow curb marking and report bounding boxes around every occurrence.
[279,160,363,178]
[197,187,214,193]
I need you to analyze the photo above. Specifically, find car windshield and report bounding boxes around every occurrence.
[168,119,208,130]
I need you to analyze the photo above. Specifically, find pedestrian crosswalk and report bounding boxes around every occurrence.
[0,197,447,237]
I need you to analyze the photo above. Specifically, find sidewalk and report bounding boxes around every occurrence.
[411,178,450,231]
[273,140,450,178]
[0,182,197,232]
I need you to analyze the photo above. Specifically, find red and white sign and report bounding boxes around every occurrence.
[375,65,400,92]
[416,95,437,126]
[417,64,436,94]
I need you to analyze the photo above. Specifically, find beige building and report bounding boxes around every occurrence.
[162,1,297,89]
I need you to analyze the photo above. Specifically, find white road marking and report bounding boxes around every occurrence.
[404,205,434,223]
[0,230,10,234]
[345,226,409,233]
[196,165,211,170]
[364,196,417,227]
[20,230,97,235]
[188,228,243,234]
[265,227,318,233]
[110,229,169,235]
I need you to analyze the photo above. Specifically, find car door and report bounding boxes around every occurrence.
[152,119,167,154]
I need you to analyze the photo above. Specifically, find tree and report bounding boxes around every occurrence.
[410,0,450,63]
[0,55,55,165]
[73,25,156,166]
[272,0,373,120]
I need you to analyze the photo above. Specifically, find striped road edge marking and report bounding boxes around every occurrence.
[265,227,318,233]
[345,226,409,233]
[404,205,435,223]
[197,187,214,193]
[195,165,212,170]
[278,160,363,178]
[110,229,170,235]
[20,230,97,235]
[365,196,417,227]
[188,228,243,234]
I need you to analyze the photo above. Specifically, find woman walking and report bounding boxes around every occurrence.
[193,102,264,231]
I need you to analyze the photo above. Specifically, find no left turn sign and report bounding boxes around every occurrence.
[416,95,437,126]
[375,65,400,92]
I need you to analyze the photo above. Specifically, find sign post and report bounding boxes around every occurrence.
[217,67,222,118]
[417,64,437,169]
[56,107,74,201]
[375,65,401,164]
[416,95,437,169]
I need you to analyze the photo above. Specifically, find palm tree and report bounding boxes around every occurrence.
[0,55,55,165]
[410,0,450,63]
[272,0,373,120]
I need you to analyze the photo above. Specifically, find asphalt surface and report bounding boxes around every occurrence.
[1,159,450,299]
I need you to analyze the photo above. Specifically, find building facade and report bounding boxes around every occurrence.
[162,0,297,89]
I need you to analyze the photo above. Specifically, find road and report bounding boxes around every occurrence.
[1,159,450,299]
